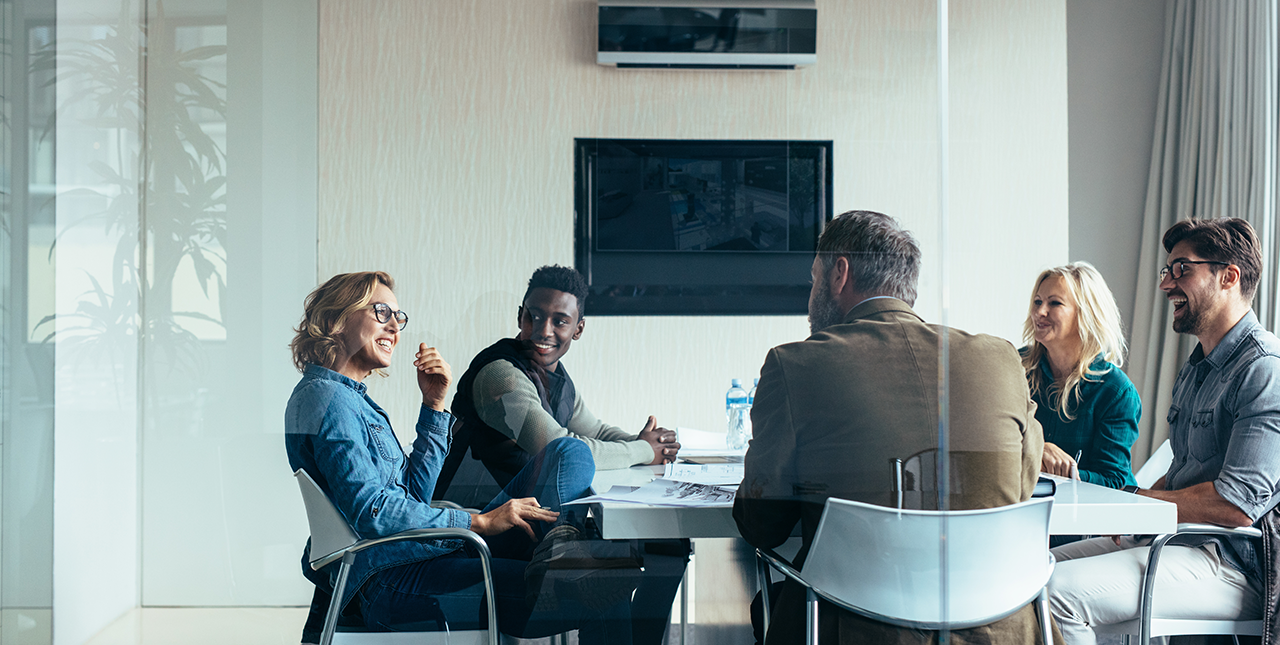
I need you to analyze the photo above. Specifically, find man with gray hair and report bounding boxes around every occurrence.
[734,210,1048,644]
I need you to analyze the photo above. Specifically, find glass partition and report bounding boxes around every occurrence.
[2,0,55,643]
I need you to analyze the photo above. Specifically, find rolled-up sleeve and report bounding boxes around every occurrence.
[1215,355,1280,521]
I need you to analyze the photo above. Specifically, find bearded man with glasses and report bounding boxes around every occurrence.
[1049,218,1280,644]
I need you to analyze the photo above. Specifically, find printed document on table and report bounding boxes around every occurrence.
[566,478,737,507]
[663,461,744,486]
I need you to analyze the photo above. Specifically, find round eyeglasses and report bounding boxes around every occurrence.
[367,303,408,330]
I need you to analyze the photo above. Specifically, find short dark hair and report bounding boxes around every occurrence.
[1162,218,1262,300]
[817,210,922,306]
[524,265,589,317]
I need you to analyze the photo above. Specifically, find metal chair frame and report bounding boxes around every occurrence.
[756,496,1055,645]
[1091,523,1264,645]
[294,469,500,645]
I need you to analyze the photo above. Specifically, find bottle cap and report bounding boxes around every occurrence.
[731,378,742,386]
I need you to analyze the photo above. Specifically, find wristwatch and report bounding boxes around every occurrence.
[1122,485,1141,494]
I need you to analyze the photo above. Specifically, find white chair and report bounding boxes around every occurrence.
[1091,523,1263,645]
[294,468,501,645]
[1134,440,1173,489]
[757,496,1055,645]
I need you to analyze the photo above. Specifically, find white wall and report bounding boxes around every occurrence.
[318,0,1069,446]
[1066,0,1167,335]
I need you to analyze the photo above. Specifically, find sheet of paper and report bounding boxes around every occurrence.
[674,427,732,450]
[565,478,737,507]
[663,461,744,485]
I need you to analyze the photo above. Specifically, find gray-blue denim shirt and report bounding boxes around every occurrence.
[1166,310,1280,579]
[286,364,471,612]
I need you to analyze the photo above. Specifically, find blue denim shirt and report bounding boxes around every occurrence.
[285,364,472,612]
[1165,310,1280,580]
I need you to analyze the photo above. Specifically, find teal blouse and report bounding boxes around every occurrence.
[1025,352,1142,489]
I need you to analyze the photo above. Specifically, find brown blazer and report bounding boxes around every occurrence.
[733,297,1052,645]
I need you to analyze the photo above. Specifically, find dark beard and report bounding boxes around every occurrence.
[808,279,846,335]
[1172,306,1203,335]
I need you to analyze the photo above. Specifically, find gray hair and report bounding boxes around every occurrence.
[817,210,921,306]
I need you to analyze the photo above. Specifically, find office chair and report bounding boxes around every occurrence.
[1090,523,1263,645]
[890,448,938,510]
[756,496,1056,645]
[1134,440,1173,489]
[294,468,502,645]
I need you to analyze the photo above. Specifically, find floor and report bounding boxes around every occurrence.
[83,608,310,645]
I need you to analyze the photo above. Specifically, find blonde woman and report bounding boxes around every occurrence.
[1022,262,1141,489]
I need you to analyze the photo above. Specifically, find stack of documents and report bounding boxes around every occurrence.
[567,427,746,507]
[567,478,737,507]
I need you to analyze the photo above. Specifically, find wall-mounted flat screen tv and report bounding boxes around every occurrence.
[574,138,833,315]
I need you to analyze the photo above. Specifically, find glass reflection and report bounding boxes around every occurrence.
[2,0,55,643]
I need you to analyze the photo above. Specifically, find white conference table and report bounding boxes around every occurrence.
[590,466,1178,539]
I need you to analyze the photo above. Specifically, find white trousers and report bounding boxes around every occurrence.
[1047,536,1261,645]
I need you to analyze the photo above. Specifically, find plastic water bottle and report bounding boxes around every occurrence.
[726,379,749,450]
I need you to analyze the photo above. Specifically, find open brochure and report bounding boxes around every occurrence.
[566,478,738,507]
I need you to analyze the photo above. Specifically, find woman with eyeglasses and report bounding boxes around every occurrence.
[285,271,633,644]
[1021,262,1141,490]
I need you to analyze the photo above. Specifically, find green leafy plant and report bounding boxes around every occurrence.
[31,1,227,380]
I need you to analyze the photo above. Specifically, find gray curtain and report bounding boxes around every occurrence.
[1128,0,1278,468]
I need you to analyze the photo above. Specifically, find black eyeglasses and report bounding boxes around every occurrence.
[1158,260,1229,282]
[367,303,408,330]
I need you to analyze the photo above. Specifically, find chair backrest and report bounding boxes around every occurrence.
[799,496,1054,629]
[1135,439,1173,489]
[294,468,360,569]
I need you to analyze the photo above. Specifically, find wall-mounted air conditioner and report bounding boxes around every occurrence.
[598,0,816,70]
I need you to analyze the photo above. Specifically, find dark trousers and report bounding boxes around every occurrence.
[304,437,627,643]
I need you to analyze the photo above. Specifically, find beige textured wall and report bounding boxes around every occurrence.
[318,0,1068,440]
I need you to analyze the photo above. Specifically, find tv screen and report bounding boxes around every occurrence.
[574,138,832,315]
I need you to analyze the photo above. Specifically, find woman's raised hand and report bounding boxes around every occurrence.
[413,344,452,411]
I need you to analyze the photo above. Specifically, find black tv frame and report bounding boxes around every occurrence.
[574,138,833,316]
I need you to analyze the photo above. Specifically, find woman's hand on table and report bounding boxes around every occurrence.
[1041,441,1080,479]
[413,344,452,411]
[638,416,680,465]
[470,497,558,540]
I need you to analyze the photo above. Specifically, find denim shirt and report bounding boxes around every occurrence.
[1166,311,1280,580]
[285,364,472,612]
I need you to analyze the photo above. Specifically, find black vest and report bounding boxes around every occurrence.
[437,338,576,494]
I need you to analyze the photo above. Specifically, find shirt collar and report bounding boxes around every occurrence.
[841,297,923,324]
[1191,309,1261,368]
[304,363,367,395]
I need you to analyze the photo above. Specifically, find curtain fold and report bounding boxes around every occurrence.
[1128,0,1278,468]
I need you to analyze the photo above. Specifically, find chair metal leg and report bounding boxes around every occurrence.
[805,588,818,645]
[1037,588,1053,645]
[1138,534,1176,645]
[890,458,904,510]
[680,566,688,645]
[757,552,772,638]
[320,554,355,645]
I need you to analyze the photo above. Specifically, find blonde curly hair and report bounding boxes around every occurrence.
[291,271,395,375]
